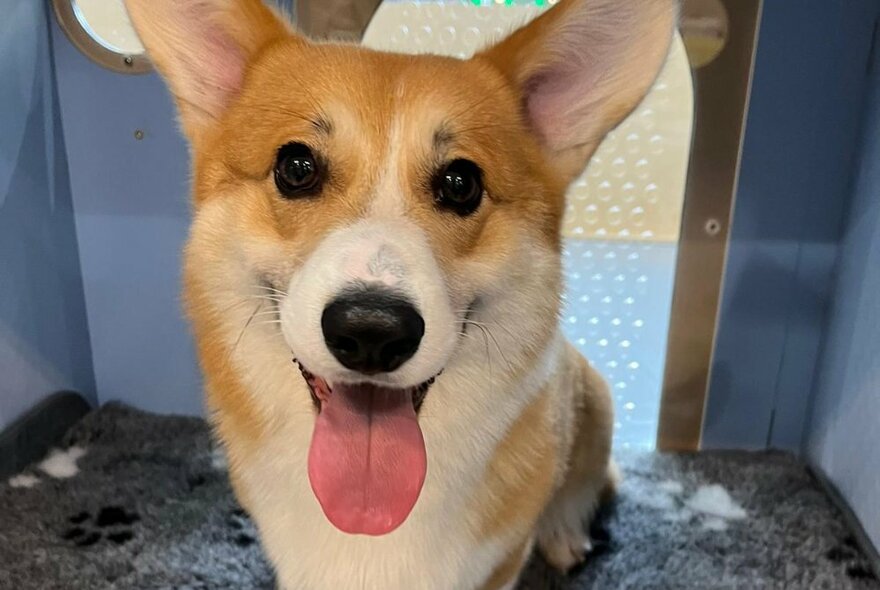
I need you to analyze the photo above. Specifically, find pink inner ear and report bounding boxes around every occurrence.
[517,6,615,150]
[525,67,598,151]
[513,1,658,154]
[173,2,248,120]
[198,30,246,109]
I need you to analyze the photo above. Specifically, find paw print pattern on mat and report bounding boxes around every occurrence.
[227,506,259,549]
[825,536,879,583]
[60,506,140,548]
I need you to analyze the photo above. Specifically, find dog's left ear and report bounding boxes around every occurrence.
[478,0,678,182]
[125,0,293,144]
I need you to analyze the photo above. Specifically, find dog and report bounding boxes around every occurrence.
[123,0,675,587]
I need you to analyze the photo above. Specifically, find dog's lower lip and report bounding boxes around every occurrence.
[293,359,437,413]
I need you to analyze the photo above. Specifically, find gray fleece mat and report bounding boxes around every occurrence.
[0,403,878,590]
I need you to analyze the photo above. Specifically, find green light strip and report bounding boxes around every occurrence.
[467,0,550,5]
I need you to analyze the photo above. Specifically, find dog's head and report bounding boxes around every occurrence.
[126,0,674,535]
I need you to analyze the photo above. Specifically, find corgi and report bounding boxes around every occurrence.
[123,0,675,587]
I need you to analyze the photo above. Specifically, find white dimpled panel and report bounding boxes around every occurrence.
[363,0,694,243]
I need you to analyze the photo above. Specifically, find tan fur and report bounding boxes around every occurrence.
[125,0,675,587]
[535,342,617,571]
[472,348,616,579]
[475,391,557,540]
[480,538,532,590]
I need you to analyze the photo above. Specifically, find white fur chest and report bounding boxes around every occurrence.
[240,432,495,588]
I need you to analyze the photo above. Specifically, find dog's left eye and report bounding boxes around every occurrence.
[274,142,322,198]
[434,159,483,215]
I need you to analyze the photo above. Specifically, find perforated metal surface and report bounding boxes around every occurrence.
[562,241,676,450]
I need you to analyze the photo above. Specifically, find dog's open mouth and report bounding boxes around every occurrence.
[294,360,434,537]
[295,361,435,413]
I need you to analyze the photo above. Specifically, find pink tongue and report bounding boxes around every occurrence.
[308,384,427,536]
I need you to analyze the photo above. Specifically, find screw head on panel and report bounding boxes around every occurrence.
[704,218,722,236]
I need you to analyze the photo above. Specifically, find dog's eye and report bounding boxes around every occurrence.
[434,159,483,215]
[274,143,322,198]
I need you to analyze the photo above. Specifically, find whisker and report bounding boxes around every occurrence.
[251,309,282,317]
[228,303,263,362]
[253,284,288,296]
[246,299,282,307]
[215,292,281,316]
[248,295,283,303]
[249,297,284,305]
[482,321,517,341]
[471,323,494,388]
[464,317,517,342]
[485,328,513,371]
[466,321,513,372]
[253,283,286,291]
[216,297,254,315]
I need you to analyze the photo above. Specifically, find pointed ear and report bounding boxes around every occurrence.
[479,0,678,181]
[124,0,292,141]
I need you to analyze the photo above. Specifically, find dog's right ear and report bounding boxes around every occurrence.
[478,0,677,183]
[125,0,293,143]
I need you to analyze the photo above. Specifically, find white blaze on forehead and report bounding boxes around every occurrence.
[369,98,449,217]
[369,115,407,217]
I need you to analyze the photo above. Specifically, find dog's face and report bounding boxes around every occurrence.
[229,47,569,393]
[126,0,674,535]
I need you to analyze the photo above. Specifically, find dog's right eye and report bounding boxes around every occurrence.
[274,143,322,198]
[434,159,484,216]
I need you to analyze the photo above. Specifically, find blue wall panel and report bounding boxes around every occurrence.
[806,27,880,551]
[46,0,297,417]
[49,19,202,416]
[703,0,879,450]
[0,0,95,429]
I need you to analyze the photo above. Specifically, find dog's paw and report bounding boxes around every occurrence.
[537,526,593,573]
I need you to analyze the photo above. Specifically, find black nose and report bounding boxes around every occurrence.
[321,290,425,375]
